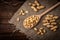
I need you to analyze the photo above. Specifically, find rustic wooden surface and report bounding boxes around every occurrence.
[9,0,59,40]
[0,0,28,40]
[0,0,60,40]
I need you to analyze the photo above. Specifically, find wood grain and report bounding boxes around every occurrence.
[0,0,28,40]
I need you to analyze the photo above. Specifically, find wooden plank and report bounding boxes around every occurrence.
[0,0,29,40]
[9,0,60,40]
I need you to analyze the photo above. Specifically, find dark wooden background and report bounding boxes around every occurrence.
[0,0,28,40]
[0,0,60,40]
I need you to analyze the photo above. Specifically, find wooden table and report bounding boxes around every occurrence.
[0,0,28,40]
[0,0,60,40]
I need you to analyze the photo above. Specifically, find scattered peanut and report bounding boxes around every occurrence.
[37,6,45,9]
[34,0,40,6]
[49,20,55,22]
[17,17,20,22]
[32,3,36,6]
[25,11,28,13]
[43,23,50,26]
[31,6,38,12]
[53,16,58,19]
[51,22,57,25]
[34,28,38,31]
[46,25,54,28]
[50,26,57,31]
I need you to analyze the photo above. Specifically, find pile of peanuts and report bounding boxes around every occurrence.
[19,9,28,16]
[33,14,59,36]
[42,14,58,32]
[34,27,46,35]
[16,9,28,22]
[23,15,39,29]
[29,0,45,12]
